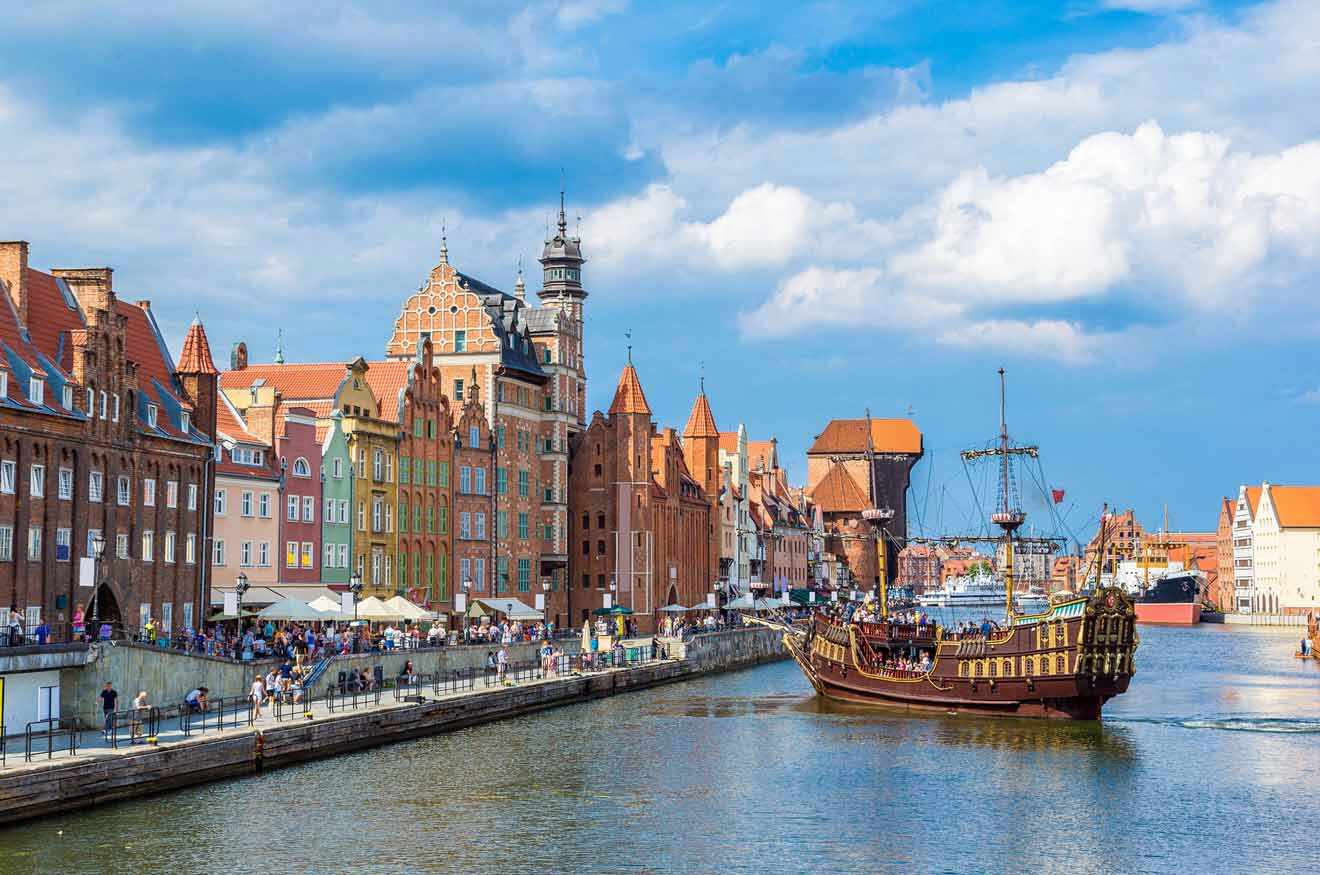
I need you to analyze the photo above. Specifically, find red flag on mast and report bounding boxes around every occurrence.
[1051,488,1066,504]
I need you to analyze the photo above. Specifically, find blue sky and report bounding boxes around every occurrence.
[2,0,1318,537]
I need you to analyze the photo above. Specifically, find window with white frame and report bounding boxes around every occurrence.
[28,526,41,559]
[215,488,227,515]
[185,533,196,564]
[333,457,343,478]
[25,606,40,629]
[258,541,270,566]
[187,483,197,510]
[0,525,12,561]
[112,394,119,422]
[100,391,107,419]
[324,543,336,568]
[85,529,101,559]
[117,475,130,505]
[292,457,310,477]
[301,542,313,568]
[286,541,299,568]
[182,602,193,632]
[62,384,73,409]
[373,449,384,481]
[339,499,349,524]
[84,386,94,413]
[29,464,44,497]
[164,531,176,564]
[0,460,13,494]
[385,502,393,533]
[240,541,252,566]
[303,496,314,522]
[55,528,72,561]
[384,553,392,585]
[28,374,44,405]
[241,490,253,517]
[258,493,270,518]
[287,495,299,521]
[180,411,190,433]
[214,539,226,566]
[166,480,178,508]
[146,403,158,428]
[371,549,382,585]
[337,543,348,568]
[325,496,335,522]
[58,467,73,500]
[372,497,384,532]
[116,533,129,559]
[141,530,154,562]
[385,454,394,482]
[0,371,7,399]
[142,478,155,506]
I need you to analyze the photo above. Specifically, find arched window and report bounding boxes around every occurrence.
[1055,655,1066,674]
[292,457,311,477]
[1025,657,1035,676]
[989,660,998,677]
[974,662,983,677]
[597,539,607,555]
[582,513,589,529]
[597,513,606,530]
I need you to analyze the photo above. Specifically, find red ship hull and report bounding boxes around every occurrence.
[1135,601,1200,625]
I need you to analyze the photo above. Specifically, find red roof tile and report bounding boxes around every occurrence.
[810,463,871,513]
[177,317,218,375]
[22,268,84,365]
[609,363,651,416]
[682,392,719,438]
[808,418,922,455]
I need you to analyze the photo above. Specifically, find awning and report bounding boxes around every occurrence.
[383,595,433,621]
[592,605,633,616]
[210,584,340,607]
[257,597,337,621]
[467,598,544,621]
[355,596,405,621]
[658,604,690,613]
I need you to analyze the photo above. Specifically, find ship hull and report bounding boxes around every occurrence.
[1135,601,1200,625]
[787,587,1138,721]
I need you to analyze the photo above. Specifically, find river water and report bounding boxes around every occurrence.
[2,623,1317,874]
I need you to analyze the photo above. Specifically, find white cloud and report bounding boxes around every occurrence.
[936,319,1108,365]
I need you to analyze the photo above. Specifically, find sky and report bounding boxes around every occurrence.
[2,0,1318,539]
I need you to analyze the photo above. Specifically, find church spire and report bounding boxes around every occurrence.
[274,329,285,365]
[514,257,526,303]
[439,218,449,265]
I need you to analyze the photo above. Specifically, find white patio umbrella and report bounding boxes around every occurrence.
[257,597,336,622]
[355,596,404,621]
[384,595,432,621]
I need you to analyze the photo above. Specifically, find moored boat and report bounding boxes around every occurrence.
[1134,572,1202,625]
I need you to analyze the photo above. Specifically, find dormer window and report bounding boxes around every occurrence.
[180,411,191,433]
[62,385,73,409]
[0,371,7,399]
[146,403,159,428]
[28,375,43,405]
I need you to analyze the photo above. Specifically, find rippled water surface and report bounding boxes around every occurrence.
[2,624,1317,874]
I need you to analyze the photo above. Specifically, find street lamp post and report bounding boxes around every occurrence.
[540,579,551,639]
[89,534,107,641]
[349,571,363,654]
[460,579,471,643]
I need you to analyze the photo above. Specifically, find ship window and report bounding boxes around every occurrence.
[989,661,997,677]
[1003,658,1013,676]
[958,662,967,677]
[974,662,983,677]
[1055,621,1065,642]
[1055,655,1066,674]
[1025,657,1034,676]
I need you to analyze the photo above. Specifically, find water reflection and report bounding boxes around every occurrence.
[0,623,1316,875]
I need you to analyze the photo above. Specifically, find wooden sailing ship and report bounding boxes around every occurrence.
[781,370,1139,720]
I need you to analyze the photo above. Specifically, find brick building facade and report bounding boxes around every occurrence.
[1,242,217,639]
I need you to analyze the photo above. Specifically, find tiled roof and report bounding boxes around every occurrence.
[22,269,84,366]
[608,362,651,416]
[216,392,264,445]
[177,317,219,375]
[682,392,719,438]
[718,432,740,454]
[808,418,922,455]
[0,284,81,420]
[117,301,206,444]
[1267,485,1320,528]
[220,362,350,400]
[1244,486,1261,516]
[363,360,413,422]
[810,463,871,513]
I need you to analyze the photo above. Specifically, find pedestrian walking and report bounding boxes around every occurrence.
[250,674,266,720]
[99,682,118,738]
[497,645,509,683]
[130,691,149,742]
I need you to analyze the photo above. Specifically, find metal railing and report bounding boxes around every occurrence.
[325,682,382,713]
[25,718,80,762]
[180,696,250,737]
[107,706,162,748]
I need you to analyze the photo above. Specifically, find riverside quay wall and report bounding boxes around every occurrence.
[0,626,787,824]
[55,639,572,730]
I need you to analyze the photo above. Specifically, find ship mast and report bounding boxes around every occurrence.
[861,407,895,618]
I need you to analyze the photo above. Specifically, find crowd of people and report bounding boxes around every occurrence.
[462,618,556,645]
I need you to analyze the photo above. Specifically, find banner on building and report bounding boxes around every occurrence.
[78,558,96,588]
[223,592,238,616]
[340,592,354,616]
[455,593,467,614]
[603,594,613,609]
[707,592,716,608]
[534,593,545,611]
